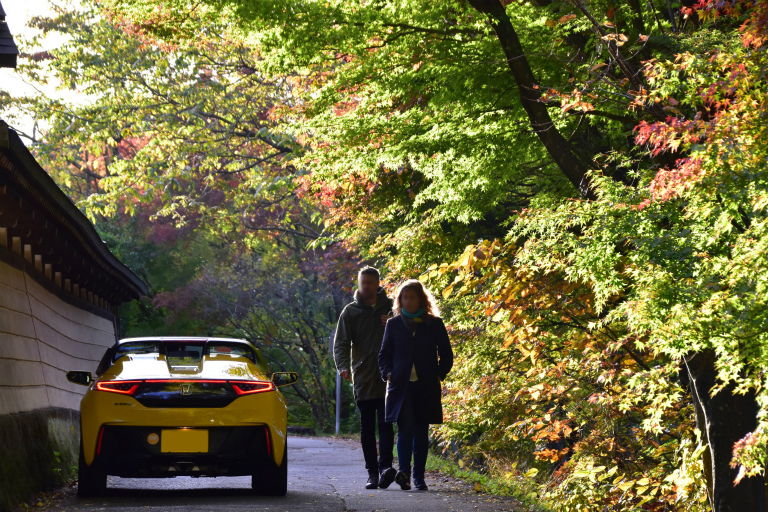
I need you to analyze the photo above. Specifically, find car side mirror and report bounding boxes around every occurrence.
[271,372,299,387]
[66,371,92,386]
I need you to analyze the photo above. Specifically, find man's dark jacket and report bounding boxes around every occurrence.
[378,314,454,424]
[333,287,393,402]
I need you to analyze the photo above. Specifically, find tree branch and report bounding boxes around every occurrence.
[467,0,597,200]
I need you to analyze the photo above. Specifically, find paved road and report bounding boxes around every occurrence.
[49,437,521,512]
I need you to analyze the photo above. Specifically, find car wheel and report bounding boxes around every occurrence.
[77,440,107,497]
[252,442,287,496]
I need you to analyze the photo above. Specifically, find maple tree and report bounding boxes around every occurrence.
[431,3,768,510]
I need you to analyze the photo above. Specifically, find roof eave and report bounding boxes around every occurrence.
[3,124,148,299]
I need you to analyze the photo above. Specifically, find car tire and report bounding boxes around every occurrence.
[77,441,107,497]
[252,442,287,496]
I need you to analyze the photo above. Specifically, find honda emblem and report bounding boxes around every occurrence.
[179,383,192,395]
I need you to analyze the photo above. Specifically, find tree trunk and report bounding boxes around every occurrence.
[684,349,765,512]
[467,0,596,200]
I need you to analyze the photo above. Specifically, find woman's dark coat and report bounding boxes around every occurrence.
[378,314,453,424]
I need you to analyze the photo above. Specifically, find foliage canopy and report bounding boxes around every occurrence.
[6,0,768,510]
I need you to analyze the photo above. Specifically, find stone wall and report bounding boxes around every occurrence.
[0,255,117,511]
[0,257,116,416]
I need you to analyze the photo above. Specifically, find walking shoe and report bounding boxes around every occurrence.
[413,479,428,491]
[379,467,397,489]
[365,470,379,490]
[395,471,411,490]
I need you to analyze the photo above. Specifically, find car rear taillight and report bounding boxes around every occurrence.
[95,380,141,395]
[93,379,274,397]
[230,381,275,395]
[144,379,227,384]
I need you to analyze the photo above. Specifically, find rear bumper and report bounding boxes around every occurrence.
[79,387,288,469]
[93,425,271,477]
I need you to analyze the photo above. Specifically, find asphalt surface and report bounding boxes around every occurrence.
[47,437,522,512]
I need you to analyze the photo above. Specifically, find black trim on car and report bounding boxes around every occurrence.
[94,425,272,478]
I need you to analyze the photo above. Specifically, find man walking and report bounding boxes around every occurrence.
[334,266,397,490]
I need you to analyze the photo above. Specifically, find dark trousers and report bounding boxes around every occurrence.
[396,382,429,481]
[358,397,394,472]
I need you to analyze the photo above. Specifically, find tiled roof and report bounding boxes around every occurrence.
[0,121,149,303]
[0,0,19,69]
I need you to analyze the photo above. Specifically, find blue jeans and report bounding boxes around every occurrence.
[396,382,429,481]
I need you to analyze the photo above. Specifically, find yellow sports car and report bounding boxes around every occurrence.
[66,336,298,497]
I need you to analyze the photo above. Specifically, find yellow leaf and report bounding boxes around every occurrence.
[491,309,507,322]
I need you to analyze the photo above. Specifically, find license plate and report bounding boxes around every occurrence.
[160,429,208,453]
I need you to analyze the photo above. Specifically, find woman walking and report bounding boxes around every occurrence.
[378,279,454,491]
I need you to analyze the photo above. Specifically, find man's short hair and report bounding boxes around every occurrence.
[358,266,380,280]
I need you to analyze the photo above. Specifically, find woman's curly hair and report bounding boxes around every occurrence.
[393,279,440,318]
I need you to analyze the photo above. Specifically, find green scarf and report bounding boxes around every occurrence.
[402,307,425,319]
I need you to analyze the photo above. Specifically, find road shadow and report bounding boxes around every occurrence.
[71,479,310,509]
